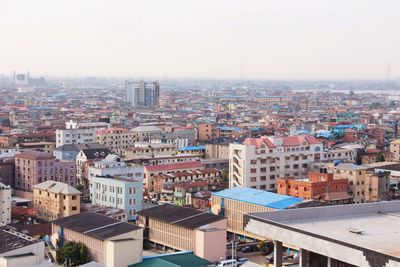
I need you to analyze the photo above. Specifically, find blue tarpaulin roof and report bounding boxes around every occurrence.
[212,187,303,210]
[178,145,206,151]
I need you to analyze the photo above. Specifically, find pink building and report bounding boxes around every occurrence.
[15,151,76,191]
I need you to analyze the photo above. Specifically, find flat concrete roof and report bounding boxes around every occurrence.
[248,201,400,259]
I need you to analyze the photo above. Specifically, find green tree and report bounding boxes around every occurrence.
[222,169,229,183]
[376,153,385,162]
[349,90,355,96]
[57,241,91,266]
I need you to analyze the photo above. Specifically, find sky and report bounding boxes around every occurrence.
[0,0,399,80]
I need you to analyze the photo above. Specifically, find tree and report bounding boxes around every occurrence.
[222,169,229,183]
[349,90,355,96]
[376,153,385,162]
[57,241,91,266]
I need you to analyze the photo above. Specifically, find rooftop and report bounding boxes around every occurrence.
[138,204,224,229]
[212,187,303,210]
[0,226,39,254]
[246,201,400,259]
[144,161,203,172]
[32,180,81,195]
[15,150,53,160]
[53,212,141,240]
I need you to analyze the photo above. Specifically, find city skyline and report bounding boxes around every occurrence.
[0,0,399,80]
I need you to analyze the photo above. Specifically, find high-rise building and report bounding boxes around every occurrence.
[0,182,11,226]
[125,80,160,107]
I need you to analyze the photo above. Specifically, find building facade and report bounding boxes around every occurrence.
[33,180,81,221]
[95,128,136,153]
[0,182,11,226]
[15,151,76,192]
[229,135,323,191]
[90,176,143,220]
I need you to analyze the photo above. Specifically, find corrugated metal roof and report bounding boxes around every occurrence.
[212,187,303,210]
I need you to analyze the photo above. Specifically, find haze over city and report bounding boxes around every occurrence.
[1,0,400,79]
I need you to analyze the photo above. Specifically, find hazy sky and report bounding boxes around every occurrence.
[0,0,399,79]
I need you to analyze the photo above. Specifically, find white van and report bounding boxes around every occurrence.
[217,259,238,267]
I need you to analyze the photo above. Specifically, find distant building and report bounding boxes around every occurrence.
[126,80,160,107]
[0,182,11,226]
[53,143,107,161]
[76,147,111,186]
[33,180,81,221]
[138,204,226,262]
[0,159,15,187]
[90,176,143,221]
[131,126,163,142]
[95,128,136,153]
[50,212,143,267]
[197,123,220,142]
[56,127,96,147]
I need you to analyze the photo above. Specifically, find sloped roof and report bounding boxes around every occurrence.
[32,180,81,195]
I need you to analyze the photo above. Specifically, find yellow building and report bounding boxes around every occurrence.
[390,139,400,162]
[33,180,81,221]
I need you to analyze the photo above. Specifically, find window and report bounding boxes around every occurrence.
[72,195,77,200]
[72,206,77,211]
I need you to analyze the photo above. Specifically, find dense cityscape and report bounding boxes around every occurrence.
[1,1,400,267]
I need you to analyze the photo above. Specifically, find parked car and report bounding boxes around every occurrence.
[265,253,274,263]
[237,258,248,265]
[217,259,238,267]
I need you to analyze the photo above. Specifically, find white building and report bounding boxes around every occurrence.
[88,154,144,181]
[229,135,323,190]
[0,183,11,226]
[56,120,107,148]
[90,176,143,221]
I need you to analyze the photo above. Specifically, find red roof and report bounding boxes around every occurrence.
[244,137,276,148]
[145,161,204,172]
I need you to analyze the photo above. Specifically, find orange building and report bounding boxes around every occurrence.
[277,172,352,204]
[197,123,220,142]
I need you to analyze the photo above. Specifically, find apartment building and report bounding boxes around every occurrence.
[334,163,390,203]
[88,154,144,181]
[205,143,230,159]
[51,212,143,267]
[0,182,11,226]
[229,135,323,190]
[390,139,400,161]
[138,204,226,262]
[90,176,143,220]
[15,151,76,192]
[153,168,222,195]
[197,123,220,142]
[76,147,111,186]
[96,128,136,153]
[277,172,352,204]
[56,127,96,147]
[33,180,81,221]
[126,80,160,107]
[211,187,303,239]
[122,143,176,159]
[131,126,163,142]
[0,159,15,187]
[144,161,204,191]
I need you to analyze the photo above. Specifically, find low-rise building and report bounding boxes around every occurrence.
[96,128,136,153]
[0,226,45,267]
[50,212,143,267]
[390,139,400,162]
[0,182,11,226]
[144,161,204,191]
[244,201,400,267]
[15,151,76,192]
[138,204,226,262]
[334,163,390,203]
[277,172,352,204]
[33,180,81,221]
[90,176,143,221]
[211,187,303,239]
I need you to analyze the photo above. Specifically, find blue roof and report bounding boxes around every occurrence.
[218,126,241,132]
[212,187,303,210]
[178,145,206,151]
